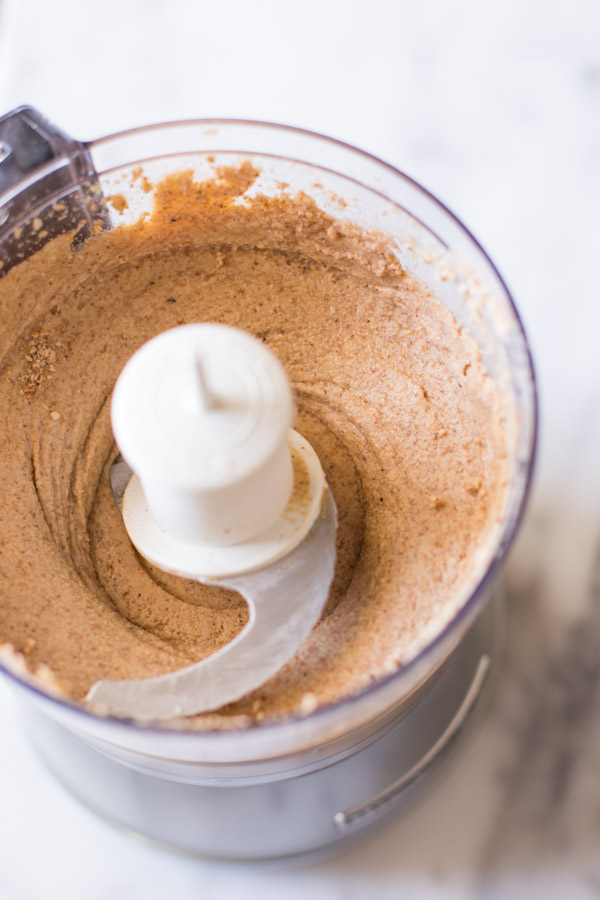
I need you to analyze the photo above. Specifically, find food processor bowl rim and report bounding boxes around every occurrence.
[0,116,539,741]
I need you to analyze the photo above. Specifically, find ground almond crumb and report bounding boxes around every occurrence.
[0,163,510,729]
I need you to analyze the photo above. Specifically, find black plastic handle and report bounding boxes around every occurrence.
[0,106,91,195]
[0,106,105,273]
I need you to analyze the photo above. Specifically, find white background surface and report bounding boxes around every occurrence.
[1,1,600,897]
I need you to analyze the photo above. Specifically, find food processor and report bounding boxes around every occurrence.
[0,107,537,860]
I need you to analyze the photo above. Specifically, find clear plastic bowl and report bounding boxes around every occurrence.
[0,117,536,768]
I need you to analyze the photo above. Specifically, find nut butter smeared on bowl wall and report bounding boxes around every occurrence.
[0,163,508,728]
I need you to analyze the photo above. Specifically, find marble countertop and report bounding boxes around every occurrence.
[1,1,599,897]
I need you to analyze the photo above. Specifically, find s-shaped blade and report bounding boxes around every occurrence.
[87,462,337,721]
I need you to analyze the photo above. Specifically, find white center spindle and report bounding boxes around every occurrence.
[111,323,295,548]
